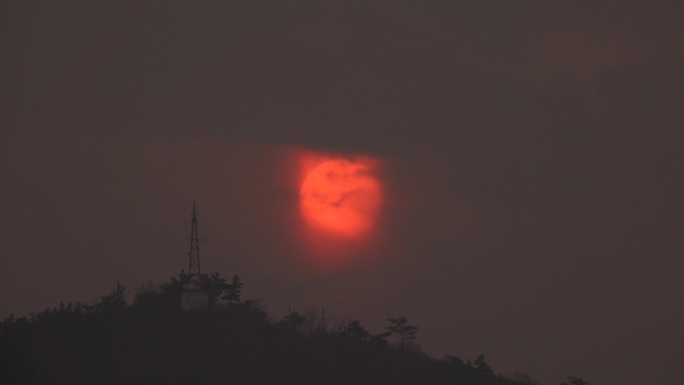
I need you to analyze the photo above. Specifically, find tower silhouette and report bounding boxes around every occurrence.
[181,196,208,310]
[187,199,201,284]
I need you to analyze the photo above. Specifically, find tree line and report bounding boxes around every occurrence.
[0,271,587,385]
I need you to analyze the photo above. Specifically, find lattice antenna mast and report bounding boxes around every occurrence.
[187,198,201,284]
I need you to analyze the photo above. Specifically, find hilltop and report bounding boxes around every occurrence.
[0,272,564,385]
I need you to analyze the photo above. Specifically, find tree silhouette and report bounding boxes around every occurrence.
[474,353,494,375]
[199,271,228,305]
[386,316,418,348]
[343,320,371,343]
[97,282,126,313]
[279,311,306,333]
[303,307,330,336]
[0,273,546,385]
[223,274,243,303]
[160,271,189,294]
[133,282,158,306]
[369,331,392,350]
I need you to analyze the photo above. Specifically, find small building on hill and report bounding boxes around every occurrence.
[181,288,208,311]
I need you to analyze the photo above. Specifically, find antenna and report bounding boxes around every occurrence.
[187,195,203,285]
[180,192,210,311]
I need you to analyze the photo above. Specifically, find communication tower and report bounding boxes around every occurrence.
[187,199,201,284]
[181,196,208,311]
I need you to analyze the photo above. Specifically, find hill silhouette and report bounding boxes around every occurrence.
[1,272,568,385]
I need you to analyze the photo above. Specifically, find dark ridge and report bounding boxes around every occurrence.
[0,272,583,385]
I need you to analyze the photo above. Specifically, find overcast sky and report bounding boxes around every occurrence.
[2,2,683,384]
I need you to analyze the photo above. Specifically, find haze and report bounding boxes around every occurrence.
[1,2,683,384]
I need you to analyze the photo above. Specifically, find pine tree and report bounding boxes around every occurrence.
[385,316,418,348]
[222,274,243,303]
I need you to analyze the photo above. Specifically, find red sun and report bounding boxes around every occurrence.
[300,158,382,238]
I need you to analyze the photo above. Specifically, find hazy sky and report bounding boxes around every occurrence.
[2,2,683,384]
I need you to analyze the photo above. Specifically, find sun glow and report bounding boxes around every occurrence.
[299,158,382,238]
